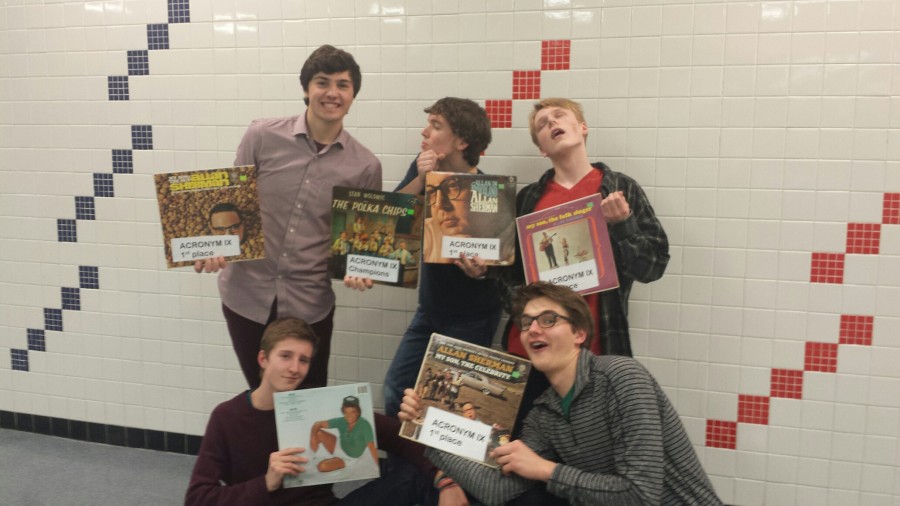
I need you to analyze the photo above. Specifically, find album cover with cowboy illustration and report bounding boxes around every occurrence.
[399,334,531,467]
[153,165,265,268]
[274,383,380,488]
[516,193,619,295]
[422,172,517,265]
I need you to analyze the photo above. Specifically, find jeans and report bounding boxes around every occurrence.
[383,306,502,418]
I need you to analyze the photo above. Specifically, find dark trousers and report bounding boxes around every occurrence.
[222,302,335,390]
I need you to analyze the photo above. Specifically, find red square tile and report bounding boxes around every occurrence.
[706,420,737,449]
[810,252,844,284]
[771,369,804,399]
[513,70,541,100]
[804,342,838,373]
[846,223,881,254]
[541,40,571,71]
[738,395,770,425]
[884,193,900,225]
[485,99,512,129]
[839,314,874,346]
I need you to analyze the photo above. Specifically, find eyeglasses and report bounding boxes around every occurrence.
[425,177,469,202]
[518,311,571,330]
[211,222,242,234]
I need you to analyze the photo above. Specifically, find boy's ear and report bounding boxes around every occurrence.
[573,328,587,347]
[257,349,268,371]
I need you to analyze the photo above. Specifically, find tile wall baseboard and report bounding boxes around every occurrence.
[0,410,201,455]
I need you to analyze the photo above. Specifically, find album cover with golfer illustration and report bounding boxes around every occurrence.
[274,383,380,488]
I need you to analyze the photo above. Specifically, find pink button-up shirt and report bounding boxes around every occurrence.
[219,114,382,324]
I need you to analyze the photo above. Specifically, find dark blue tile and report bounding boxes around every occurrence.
[131,125,153,150]
[112,149,133,174]
[44,308,63,332]
[107,75,129,101]
[26,329,45,352]
[11,349,28,371]
[79,266,100,289]
[127,50,149,76]
[147,23,169,50]
[57,219,77,242]
[75,196,95,220]
[93,173,115,198]
[61,287,81,311]
[168,0,190,23]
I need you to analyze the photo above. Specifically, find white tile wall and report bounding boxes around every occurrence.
[1,0,899,503]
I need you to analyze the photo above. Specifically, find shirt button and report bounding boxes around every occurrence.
[290,228,295,233]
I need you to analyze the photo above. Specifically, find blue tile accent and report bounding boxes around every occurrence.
[44,308,63,332]
[27,329,46,352]
[107,76,129,100]
[93,173,115,198]
[75,196,95,220]
[147,24,170,50]
[61,287,81,311]
[11,350,29,371]
[57,219,77,242]
[112,149,133,174]
[127,50,150,76]
[131,125,153,150]
[168,0,190,23]
[79,266,100,289]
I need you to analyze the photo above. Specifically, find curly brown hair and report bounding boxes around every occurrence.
[425,97,492,167]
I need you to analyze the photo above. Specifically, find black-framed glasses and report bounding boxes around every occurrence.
[518,311,571,330]
[211,222,242,234]
[425,177,469,202]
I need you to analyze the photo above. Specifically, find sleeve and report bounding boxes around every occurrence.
[393,159,421,193]
[605,174,669,284]
[545,363,667,505]
[184,410,273,506]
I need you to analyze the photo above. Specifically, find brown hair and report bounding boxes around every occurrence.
[527,98,587,146]
[299,45,362,105]
[425,97,492,167]
[511,282,593,348]
[260,317,319,358]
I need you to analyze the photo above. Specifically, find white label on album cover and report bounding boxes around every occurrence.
[539,260,599,292]
[419,406,491,463]
[441,236,501,261]
[171,235,241,261]
[345,254,400,283]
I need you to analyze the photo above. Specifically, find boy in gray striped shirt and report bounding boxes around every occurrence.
[400,282,722,505]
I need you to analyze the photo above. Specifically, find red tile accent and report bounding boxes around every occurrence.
[512,70,541,100]
[804,342,838,373]
[839,314,874,345]
[884,193,900,225]
[706,420,737,449]
[485,99,512,129]
[737,395,770,425]
[846,223,881,254]
[541,40,571,71]
[810,252,845,284]
[770,369,804,399]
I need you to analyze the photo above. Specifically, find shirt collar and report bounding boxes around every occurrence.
[292,112,348,149]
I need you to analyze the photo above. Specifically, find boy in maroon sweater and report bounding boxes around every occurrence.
[185,318,432,506]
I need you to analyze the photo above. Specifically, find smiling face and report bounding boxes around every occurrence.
[304,70,355,127]
[531,106,588,158]
[342,405,361,425]
[519,297,585,377]
[257,337,313,394]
